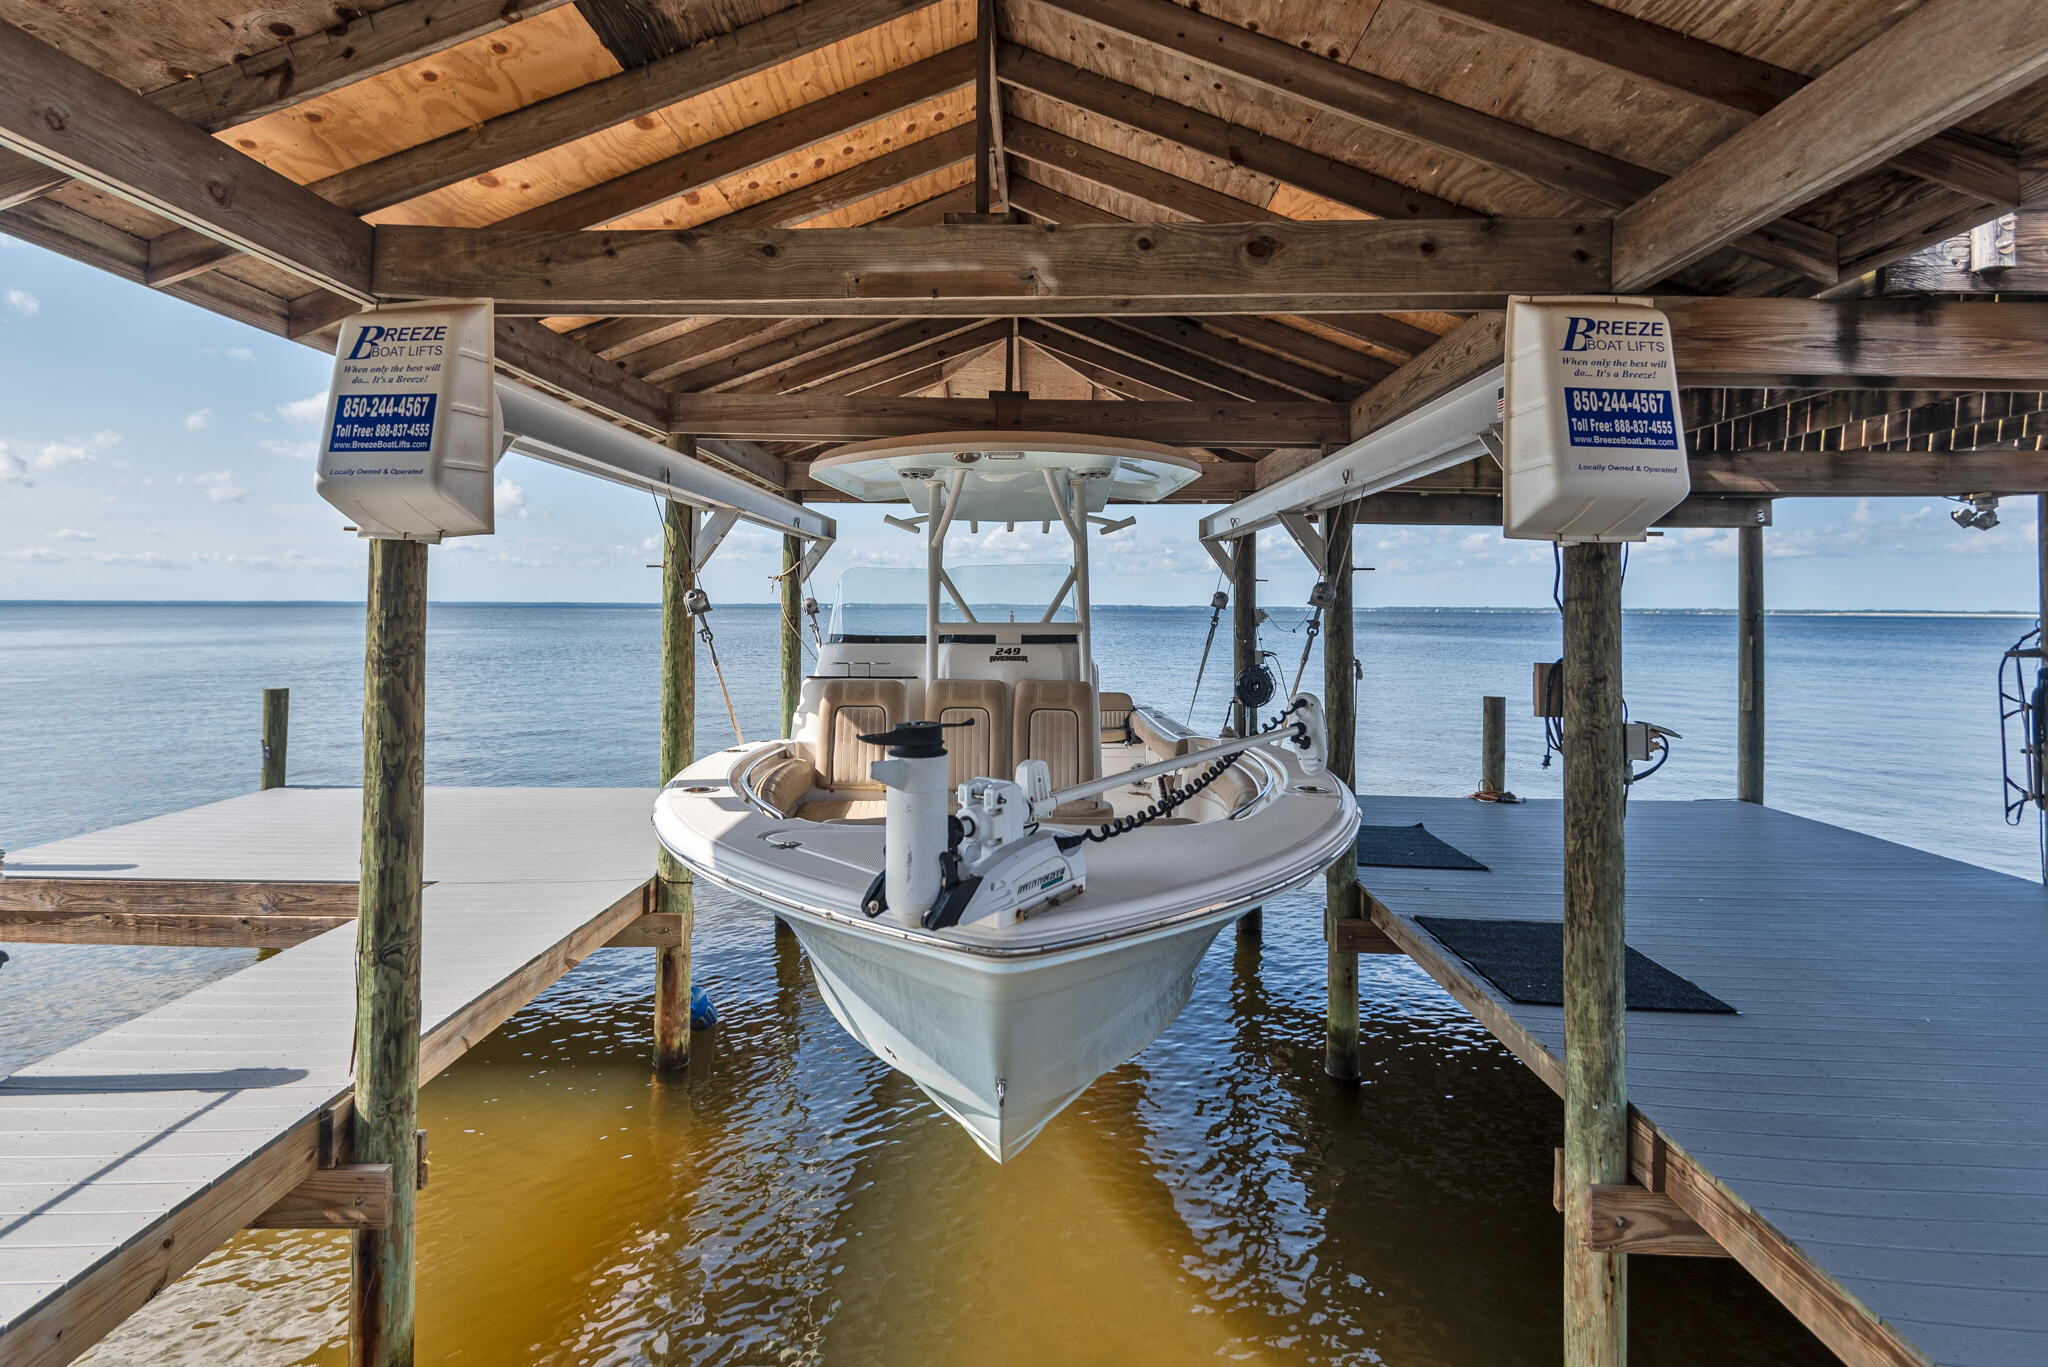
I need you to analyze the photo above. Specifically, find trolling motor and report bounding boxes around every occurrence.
[864,695,1330,934]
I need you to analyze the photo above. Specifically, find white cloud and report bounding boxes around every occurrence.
[261,438,317,461]
[184,408,213,431]
[25,430,120,474]
[49,528,96,541]
[90,550,185,569]
[191,550,353,573]
[277,391,327,424]
[0,441,25,485]
[180,469,245,503]
[494,477,528,519]
[5,288,38,318]
[7,547,63,562]
[228,347,256,362]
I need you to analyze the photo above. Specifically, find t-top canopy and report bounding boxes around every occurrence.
[808,432,1202,521]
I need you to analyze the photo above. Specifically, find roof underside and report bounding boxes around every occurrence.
[2,0,2046,503]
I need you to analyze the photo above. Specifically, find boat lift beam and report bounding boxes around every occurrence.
[1198,366,1503,571]
[496,380,836,579]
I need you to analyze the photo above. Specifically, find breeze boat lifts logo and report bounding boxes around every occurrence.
[1555,313,1679,465]
[327,322,450,459]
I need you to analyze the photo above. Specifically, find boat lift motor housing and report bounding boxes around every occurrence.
[316,302,502,540]
[1501,295,1689,543]
[861,720,959,929]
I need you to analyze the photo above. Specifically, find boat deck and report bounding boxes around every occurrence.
[0,787,658,1366]
[1355,795,2048,1367]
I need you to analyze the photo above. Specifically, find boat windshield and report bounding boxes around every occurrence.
[830,564,1077,641]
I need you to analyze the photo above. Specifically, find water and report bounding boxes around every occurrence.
[2,602,2034,1366]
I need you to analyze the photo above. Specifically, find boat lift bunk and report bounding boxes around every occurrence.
[652,431,1360,1160]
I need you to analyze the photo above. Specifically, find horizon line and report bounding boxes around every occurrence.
[0,600,2036,617]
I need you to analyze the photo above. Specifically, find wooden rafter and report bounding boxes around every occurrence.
[373,218,1611,315]
[1037,317,1321,403]
[668,394,1347,443]
[997,42,1468,221]
[666,318,892,392]
[1405,0,2022,206]
[1019,320,1235,402]
[809,319,1013,394]
[1034,0,1838,284]
[1613,0,2048,291]
[726,317,996,394]
[1002,119,1286,223]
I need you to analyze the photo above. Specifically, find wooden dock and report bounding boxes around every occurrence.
[0,787,661,1367]
[1351,796,2048,1367]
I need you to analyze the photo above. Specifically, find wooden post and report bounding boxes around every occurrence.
[654,441,696,1072]
[1323,499,1361,1081]
[261,687,289,790]
[973,0,993,214]
[1562,541,1628,1367]
[1737,523,1765,805]
[1481,695,1506,796]
[352,537,427,1367]
[1228,532,1261,940]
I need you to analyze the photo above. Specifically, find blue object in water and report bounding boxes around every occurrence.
[690,983,717,1030]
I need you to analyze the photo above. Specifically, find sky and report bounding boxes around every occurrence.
[1,239,2041,613]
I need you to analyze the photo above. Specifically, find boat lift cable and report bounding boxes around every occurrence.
[685,587,745,743]
[767,564,820,663]
[1290,579,1337,698]
[1186,583,1229,723]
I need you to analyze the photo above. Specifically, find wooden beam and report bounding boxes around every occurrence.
[795,319,1011,394]
[1002,118,1287,222]
[998,42,1467,221]
[668,317,891,392]
[1178,315,1393,389]
[1019,321,1225,401]
[1612,0,2048,291]
[1547,1154,1726,1257]
[723,123,976,230]
[496,44,976,232]
[493,317,671,434]
[727,317,988,394]
[0,21,373,299]
[1008,174,1127,225]
[1348,311,1506,440]
[1339,491,1771,525]
[1040,316,1306,402]
[1405,0,2020,206]
[666,395,1346,443]
[1111,316,1359,401]
[250,1164,395,1231]
[303,0,939,217]
[1691,449,2048,496]
[374,218,1612,316]
[1038,0,1836,283]
[1662,298,2048,389]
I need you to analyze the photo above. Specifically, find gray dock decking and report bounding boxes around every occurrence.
[0,787,656,1364]
[1356,795,2048,1367]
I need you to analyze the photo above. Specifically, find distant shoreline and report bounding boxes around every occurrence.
[1,600,2036,618]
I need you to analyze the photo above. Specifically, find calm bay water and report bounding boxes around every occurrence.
[1,601,2035,1366]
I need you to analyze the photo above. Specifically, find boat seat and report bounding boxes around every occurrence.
[1013,679,1112,823]
[751,749,817,817]
[1098,691,1136,744]
[1130,705,1200,759]
[809,678,909,791]
[795,798,888,824]
[927,678,1009,790]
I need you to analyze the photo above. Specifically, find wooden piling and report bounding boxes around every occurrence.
[655,465,696,1073]
[1481,695,1506,796]
[1323,500,1361,1081]
[781,523,803,739]
[1561,541,1628,1367]
[1737,523,1765,805]
[261,687,289,790]
[351,537,427,1367]
[1228,532,1262,941]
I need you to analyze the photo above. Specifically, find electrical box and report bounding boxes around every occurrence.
[1532,661,1562,718]
[316,302,501,540]
[1625,721,1655,764]
[1501,295,1689,543]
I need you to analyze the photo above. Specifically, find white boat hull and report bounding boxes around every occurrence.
[787,907,1233,1161]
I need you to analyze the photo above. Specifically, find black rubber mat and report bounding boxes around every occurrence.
[1356,823,1489,871]
[1415,916,1737,1014]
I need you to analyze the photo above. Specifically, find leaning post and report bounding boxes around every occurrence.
[1229,532,1261,940]
[1323,499,1361,1081]
[654,437,698,1072]
[352,537,428,1367]
[1737,523,1765,805]
[1562,540,1628,1367]
[261,687,289,790]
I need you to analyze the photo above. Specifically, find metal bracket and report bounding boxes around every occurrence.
[692,509,739,573]
[1277,511,1327,571]
[1203,538,1236,581]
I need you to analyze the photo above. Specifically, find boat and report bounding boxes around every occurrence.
[653,433,1359,1160]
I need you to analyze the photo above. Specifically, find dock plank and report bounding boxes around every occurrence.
[1358,796,2048,1367]
[0,787,658,1367]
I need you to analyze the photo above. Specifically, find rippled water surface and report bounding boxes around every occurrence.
[3,602,2032,1366]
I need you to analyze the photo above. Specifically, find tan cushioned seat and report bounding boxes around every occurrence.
[812,678,909,791]
[1098,691,1136,743]
[752,750,817,817]
[1013,679,1111,822]
[1130,705,1198,759]
[926,678,1009,789]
